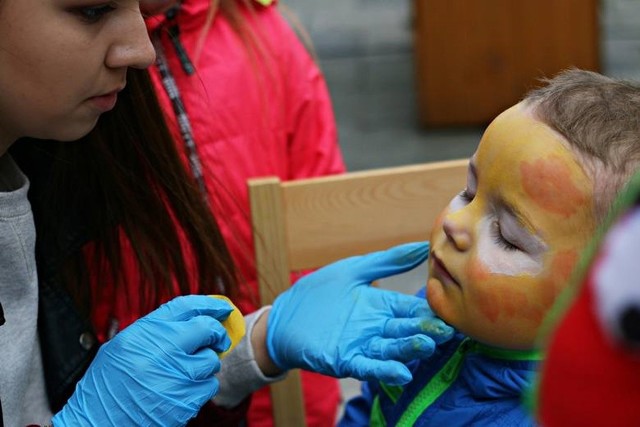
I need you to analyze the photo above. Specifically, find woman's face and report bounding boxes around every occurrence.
[0,0,156,150]
[428,103,596,349]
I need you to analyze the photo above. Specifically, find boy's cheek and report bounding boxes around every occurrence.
[492,286,546,326]
[462,261,557,347]
[470,290,548,348]
[465,259,507,325]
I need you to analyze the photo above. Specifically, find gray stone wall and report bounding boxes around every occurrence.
[281,0,640,171]
[285,0,640,77]
[602,0,640,79]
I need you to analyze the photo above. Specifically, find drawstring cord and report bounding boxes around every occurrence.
[152,4,227,295]
[152,5,208,199]
[165,5,195,75]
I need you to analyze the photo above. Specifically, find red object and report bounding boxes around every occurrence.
[538,255,640,426]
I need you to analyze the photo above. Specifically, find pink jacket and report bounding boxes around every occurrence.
[91,1,345,426]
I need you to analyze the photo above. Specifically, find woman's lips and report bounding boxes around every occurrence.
[431,253,460,287]
[88,92,118,112]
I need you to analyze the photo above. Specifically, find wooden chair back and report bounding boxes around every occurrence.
[248,158,468,425]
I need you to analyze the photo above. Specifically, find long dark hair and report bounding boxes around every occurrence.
[12,68,237,314]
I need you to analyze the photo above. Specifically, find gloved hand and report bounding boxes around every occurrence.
[266,242,454,386]
[53,295,233,427]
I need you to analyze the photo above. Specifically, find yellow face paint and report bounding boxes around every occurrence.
[427,103,596,350]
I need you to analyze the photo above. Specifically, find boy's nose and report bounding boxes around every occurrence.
[442,213,472,251]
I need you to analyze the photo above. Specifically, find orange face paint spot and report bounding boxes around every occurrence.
[466,255,549,329]
[551,250,578,282]
[500,288,544,325]
[521,156,589,218]
[466,259,500,323]
[500,287,523,318]
[466,256,492,283]
[474,289,500,323]
[542,250,579,305]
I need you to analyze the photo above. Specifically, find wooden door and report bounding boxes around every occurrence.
[413,0,600,126]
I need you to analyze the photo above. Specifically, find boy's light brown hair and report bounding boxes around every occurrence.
[524,69,640,221]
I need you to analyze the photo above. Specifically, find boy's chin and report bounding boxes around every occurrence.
[426,277,453,323]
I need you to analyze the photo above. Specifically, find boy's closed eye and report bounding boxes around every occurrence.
[490,220,521,252]
[459,188,474,203]
[494,207,547,255]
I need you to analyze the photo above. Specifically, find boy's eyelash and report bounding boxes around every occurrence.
[459,189,474,201]
[490,221,520,252]
[73,4,116,23]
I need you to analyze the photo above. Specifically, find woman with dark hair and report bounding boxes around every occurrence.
[0,0,451,425]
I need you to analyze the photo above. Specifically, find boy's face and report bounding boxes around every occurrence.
[428,103,596,349]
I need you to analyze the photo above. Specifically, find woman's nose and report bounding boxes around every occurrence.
[105,8,156,70]
[442,211,472,251]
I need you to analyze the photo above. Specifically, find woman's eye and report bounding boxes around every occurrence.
[491,221,520,252]
[74,4,116,23]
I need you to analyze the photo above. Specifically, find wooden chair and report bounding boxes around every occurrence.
[248,158,468,425]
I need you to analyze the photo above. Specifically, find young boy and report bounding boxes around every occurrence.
[339,69,640,426]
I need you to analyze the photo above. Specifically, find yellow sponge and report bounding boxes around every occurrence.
[209,295,246,358]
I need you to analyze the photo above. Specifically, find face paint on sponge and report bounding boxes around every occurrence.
[209,295,246,358]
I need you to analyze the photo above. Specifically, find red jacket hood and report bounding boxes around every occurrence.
[145,0,276,34]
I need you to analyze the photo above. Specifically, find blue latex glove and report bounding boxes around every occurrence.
[266,242,454,386]
[53,295,233,427]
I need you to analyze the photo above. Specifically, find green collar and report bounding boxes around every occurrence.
[470,340,543,361]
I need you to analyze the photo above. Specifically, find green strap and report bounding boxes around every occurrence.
[369,379,402,425]
[395,338,472,426]
[370,396,387,427]
[472,341,543,361]
[254,0,274,5]
[379,383,404,404]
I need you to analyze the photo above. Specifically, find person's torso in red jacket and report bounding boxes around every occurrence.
[91,1,345,425]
